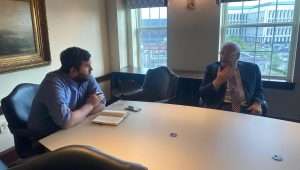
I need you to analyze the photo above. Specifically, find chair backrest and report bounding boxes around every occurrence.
[1,83,39,134]
[142,66,179,100]
[9,145,147,170]
[166,69,179,99]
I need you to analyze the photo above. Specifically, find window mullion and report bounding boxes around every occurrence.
[268,0,279,79]
[287,0,300,82]
[159,7,161,19]
[137,9,143,68]
[240,1,244,39]
[254,0,261,64]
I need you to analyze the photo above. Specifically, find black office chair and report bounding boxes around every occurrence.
[1,83,40,158]
[120,66,179,103]
[261,100,269,115]
[7,145,147,170]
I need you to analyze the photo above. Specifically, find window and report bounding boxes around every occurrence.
[130,7,167,69]
[220,0,300,81]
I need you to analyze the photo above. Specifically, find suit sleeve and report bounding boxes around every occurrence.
[199,66,224,106]
[252,65,264,104]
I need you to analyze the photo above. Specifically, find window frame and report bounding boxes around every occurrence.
[219,0,300,82]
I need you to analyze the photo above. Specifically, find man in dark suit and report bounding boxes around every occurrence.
[200,42,264,114]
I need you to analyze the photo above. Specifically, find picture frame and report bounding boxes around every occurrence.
[0,0,50,73]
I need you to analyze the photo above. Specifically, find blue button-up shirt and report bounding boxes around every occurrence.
[28,69,105,138]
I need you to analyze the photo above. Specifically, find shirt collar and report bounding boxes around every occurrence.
[58,69,80,87]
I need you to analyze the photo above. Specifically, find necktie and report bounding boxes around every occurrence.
[229,72,242,112]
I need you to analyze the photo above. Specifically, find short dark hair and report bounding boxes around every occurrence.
[60,47,91,73]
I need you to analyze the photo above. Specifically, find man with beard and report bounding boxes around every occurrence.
[28,47,106,139]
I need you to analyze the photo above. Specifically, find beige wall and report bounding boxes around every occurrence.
[0,0,111,151]
[168,0,220,72]
[0,0,111,100]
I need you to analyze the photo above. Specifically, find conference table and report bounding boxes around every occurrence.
[40,100,300,170]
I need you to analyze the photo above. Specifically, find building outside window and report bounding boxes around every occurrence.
[129,7,167,69]
[220,0,300,81]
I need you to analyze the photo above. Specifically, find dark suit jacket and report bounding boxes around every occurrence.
[199,61,264,109]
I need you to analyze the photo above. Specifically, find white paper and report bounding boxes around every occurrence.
[92,110,128,126]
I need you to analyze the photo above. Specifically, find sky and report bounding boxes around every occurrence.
[0,0,34,34]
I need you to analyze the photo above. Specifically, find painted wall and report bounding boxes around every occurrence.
[0,0,111,100]
[168,0,220,72]
[0,0,111,151]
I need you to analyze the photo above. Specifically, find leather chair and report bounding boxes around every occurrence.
[8,145,147,170]
[1,83,40,158]
[261,100,269,115]
[120,66,179,103]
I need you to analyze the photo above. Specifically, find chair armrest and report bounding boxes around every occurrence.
[120,89,146,101]
[122,89,143,96]
[156,96,177,104]
[261,100,268,115]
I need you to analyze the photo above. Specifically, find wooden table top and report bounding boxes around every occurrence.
[40,100,300,170]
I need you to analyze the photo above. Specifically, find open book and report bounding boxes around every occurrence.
[92,110,128,126]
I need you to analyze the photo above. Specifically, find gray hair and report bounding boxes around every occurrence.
[221,42,241,59]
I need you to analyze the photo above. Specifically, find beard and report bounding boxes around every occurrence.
[74,73,90,83]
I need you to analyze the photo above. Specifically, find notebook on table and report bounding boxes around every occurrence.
[92,110,128,126]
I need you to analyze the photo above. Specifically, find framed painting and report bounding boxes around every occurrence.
[0,0,50,73]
